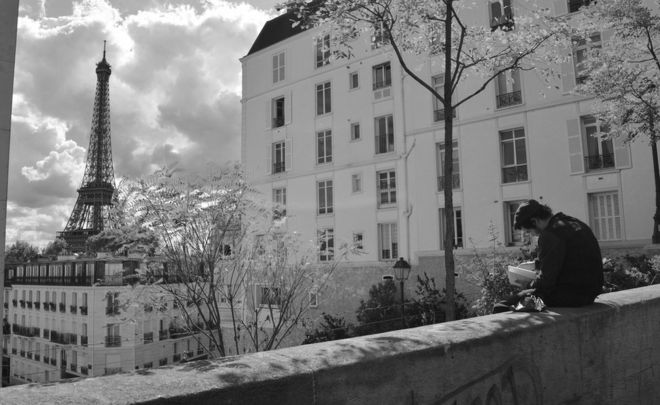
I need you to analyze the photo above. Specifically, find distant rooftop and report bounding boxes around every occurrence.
[247,11,307,56]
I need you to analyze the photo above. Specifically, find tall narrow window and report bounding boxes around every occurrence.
[437,141,460,191]
[573,33,602,84]
[317,180,333,215]
[489,0,514,31]
[350,122,361,141]
[272,96,285,128]
[504,200,528,245]
[349,71,359,90]
[351,173,362,193]
[372,62,391,90]
[375,115,394,154]
[272,187,287,219]
[372,20,389,48]
[495,69,522,108]
[432,75,456,121]
[272,52,285,83]
[316,130,332,164]
[315,34,331,67]
[439,208,464,249]
[378,223,398,260]
[588,192,622,241]
[272,141,286,174]
[377,170,397,207]
[318,229,334,261]
[500,128,528,183]
[582,116,614,171]
[316,82,331,115]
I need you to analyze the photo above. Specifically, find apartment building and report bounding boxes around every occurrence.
[240,1,655,316]
[1,255,207,385]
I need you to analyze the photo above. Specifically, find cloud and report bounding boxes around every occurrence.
[7,0,277,248]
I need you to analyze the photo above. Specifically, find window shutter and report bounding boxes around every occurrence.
[266,99,272,130]
[285,140,292,171]
[613,136,631,169]
[490,1,502,27]
[567,118,584,174]
[553,0,568,16]
[560,55,575,93]
[285,91,292,125]
[272,55,278,83]
[265,144,272,175]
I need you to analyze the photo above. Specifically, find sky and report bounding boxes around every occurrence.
[6,0,281,249]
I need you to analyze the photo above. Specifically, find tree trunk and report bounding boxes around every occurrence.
[443,0,456,322]
[651,125,660,243]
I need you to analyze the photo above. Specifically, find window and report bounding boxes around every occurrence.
[372,62,391,90]
[316,130,332,164]
[437,141,460,191]
[439,208,464,249]
[588,192,622,241]
[377,170,397,207]
[375,115,394,154]
[495,69,522,108]
[106,292,120,316]
[432,75,456,121]
[317,180,333,215]
[272,96,285,128]
[82,293,87,307]
[351,173,362,193]
[272,52,285,83]
[581,116,614,171]
[272,187,287,219]
[105,324,121,347]
[315,34,330,68]
[353,232,364,250]
[351,122,361,141]
[573,33,601,85]
[568,0,592,13]
[318,229,334,261]
[60,292,66,306]
[309,290,319,308]
[372,20,389,48]
[378,223,398,260]
[316,82,331,115]
[259,286,282,306]
[349,71,359,90]
[500,128,528,183]
[489,0,514,31]
[504,200,528,245]
[272,141,286,174]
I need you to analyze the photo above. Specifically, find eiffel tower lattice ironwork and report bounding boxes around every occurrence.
[58,42,116,252]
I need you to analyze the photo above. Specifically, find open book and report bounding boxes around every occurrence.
[507,261,537,288]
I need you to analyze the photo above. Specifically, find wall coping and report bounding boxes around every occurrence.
[2,286,660,404]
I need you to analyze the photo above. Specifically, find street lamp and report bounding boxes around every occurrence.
[393,257,411,328]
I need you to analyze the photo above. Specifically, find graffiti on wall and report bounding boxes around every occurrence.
[434,357,543,405]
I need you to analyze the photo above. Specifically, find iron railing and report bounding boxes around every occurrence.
[585,153,615,171]
[496,90,522,108]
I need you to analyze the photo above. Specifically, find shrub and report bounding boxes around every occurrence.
[302,313,352,344]
[603,254,660,292]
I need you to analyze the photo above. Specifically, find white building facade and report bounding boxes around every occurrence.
[241,1,655,315]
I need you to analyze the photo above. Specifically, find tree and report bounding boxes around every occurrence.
[572,0,660,242]
[408,273,469,325]
[354,280,402,335]
[4,240,39,264]
[42,238,68,257]
[282,0,569,320]
[99,163,343,357]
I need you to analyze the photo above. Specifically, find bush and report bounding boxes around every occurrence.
[408,273,469,326]
[354,280,402,335]
[302,313,352,344]
[603,254,660,292]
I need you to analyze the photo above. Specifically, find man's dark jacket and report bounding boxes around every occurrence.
[533,212,604,306]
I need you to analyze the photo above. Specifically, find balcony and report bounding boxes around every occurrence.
[3,301,7,309]
[496,90,522,108]
[585,153,615,171]
[43,356,49,364]
[437,174,461,192]
[271,116,284,128]
[433,108,456,122]
[105,306,120,316]
[43,329,50,339]
[19,299,25,308]
[49,302,56,311]
[272,161,285,174]
[81,366,88,375]
[70,305,77,314]
[81,336,88,346]
[159,358,168,367]
[50,332,77,345]
[143,332,153,344]
[159,330,169,341]
[50,358,56,366]
[12,325,40,338]
[26,301,33,309]
[42,301,48,309]
[501,165,528,184]
[27,352,32,359]
[19,350,25,357]
[104,367,121,375]
[105,335,121,348]
[80,305,88,315]
[34,354,40,361]
[59,303,66,313]
[11,347,16,354]
[12,299,16,307]
[34,302,40,310]
[173,354,181,362]
[71,363,77,372]
[61,359,67,369]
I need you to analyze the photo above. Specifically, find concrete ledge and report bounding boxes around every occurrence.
[3,286,660,404]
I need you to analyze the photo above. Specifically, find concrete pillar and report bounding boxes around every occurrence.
[0,0,19,387]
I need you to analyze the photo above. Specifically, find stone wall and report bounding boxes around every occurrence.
[2,285,659,404]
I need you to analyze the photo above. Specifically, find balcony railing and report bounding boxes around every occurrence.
[3,302,7,309]
[183,351,194,360]
[169,327,192,339]
[71,363,77,372]
[70,305,77,314]
[105,306,120,316]
[19,300,25,308]
[50,332,77,345]
[43,356,49,363]
[159,330,169,341]
[104,367,122,375]
[80,306,88,315]
[173,354,181,362]
[272,162,285,174]
[50,358,56,366]
[42,301,48,310]
[61,359,67,369]
[433,108,457,122]
[271,116,284,128]
[26,301,33,309]
[143,332,153,344]
[81,336,88,346]
[12,325,40,338]
[27,352,32,359]
[49,302,56,311]
[437,174,461,192]
[11,299,16,307]
[159,358,168,366]
[585,153,615,171]
[19,350,25,357]
[105,335,121,348]
[34,354,40,361]
[59,303,66,313]
[34,302,40,309]
[81,366,88,375]
[502,165,528,184]
[496,90,522,108]
[43,329,50,339]
[372,81,391,91]
[11,347,17,354]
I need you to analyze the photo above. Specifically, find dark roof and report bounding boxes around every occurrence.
[247,11,308,56]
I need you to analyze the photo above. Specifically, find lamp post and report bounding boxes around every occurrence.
[393,257,411,328]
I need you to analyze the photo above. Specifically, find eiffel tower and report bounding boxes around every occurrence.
[58,42,116,252]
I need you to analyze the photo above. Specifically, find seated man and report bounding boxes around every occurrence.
[494,199,604,312]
